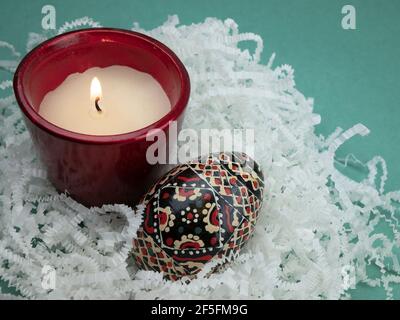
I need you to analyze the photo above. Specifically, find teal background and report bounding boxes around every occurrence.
[0,0,399,299]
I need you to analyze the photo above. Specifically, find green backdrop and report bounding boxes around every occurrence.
[0,0,399,299]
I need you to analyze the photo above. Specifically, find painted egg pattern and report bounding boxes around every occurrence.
[131,152,264,281]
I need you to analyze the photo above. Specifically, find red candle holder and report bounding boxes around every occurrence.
[13,28,190,207]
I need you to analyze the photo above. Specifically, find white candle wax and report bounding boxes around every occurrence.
[39,65,171,135]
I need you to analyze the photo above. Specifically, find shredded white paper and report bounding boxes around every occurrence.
[0,16,399,300]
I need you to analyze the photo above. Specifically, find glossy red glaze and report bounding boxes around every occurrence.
[13,28,190,207]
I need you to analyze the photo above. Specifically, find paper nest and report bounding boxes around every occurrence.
[0,16,399,300]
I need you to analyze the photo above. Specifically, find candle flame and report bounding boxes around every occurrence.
[90,77,102,100]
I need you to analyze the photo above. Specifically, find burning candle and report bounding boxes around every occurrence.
[39,66,171,135]
[14,28,190,206]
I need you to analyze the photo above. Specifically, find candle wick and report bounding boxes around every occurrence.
[95,97,102,113]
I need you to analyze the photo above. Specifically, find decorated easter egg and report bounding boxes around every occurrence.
[131,152,264,281]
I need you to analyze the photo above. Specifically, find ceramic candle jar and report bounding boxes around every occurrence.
[13,28,190,207]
